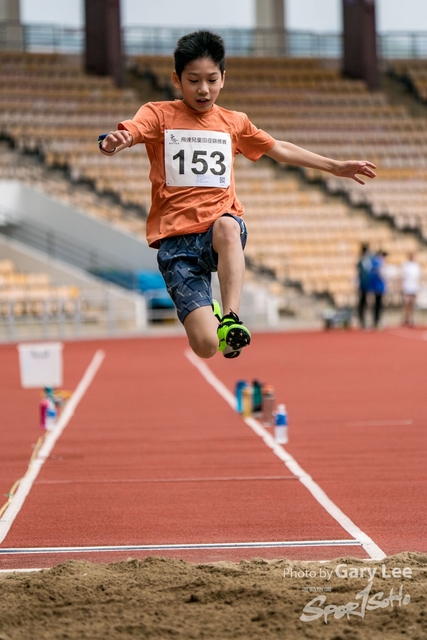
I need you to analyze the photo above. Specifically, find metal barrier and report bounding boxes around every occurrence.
[1,22,427,59]
[0,287,148,342]
[0,210,173,336]
[380,32,427,60]
[0,204,142,289]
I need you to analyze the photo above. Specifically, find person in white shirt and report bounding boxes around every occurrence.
[401,253,420,326]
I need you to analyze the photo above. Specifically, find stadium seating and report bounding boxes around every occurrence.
[0,259,80,319]
[389,59,427,102]
[237,157,421,307]
[1,51,427,312]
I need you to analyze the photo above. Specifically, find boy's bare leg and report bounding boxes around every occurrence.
[183,306,218,358]
[183,216,245,360]
[212,216,245,316]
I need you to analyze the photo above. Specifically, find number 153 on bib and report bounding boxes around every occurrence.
[164,129,232,188]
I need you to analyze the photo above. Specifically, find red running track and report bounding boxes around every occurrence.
[0,327,426,570]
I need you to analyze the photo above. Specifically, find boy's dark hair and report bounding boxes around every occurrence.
[174,30,225,79]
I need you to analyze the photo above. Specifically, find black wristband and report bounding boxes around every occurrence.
[98,133,116,153]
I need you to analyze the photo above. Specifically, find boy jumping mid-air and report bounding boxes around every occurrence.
[99,30,376,359]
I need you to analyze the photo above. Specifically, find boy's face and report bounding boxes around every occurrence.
[172,57,225,113]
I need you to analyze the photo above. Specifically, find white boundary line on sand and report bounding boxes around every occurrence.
[185,349,386,561]
[0,349,106,545]
[0,568,43,573]
[0,539,361,555]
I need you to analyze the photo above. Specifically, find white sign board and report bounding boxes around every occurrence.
[17,342,63,388]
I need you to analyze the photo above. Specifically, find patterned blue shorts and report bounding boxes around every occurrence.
[157,214,247,324]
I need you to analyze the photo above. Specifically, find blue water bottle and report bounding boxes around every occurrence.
[45,404,57,431]
[235,380,247,414]
[274,404,288,444]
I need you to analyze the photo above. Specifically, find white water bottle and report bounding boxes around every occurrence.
[45,403,57,431]
[274,404,288,444]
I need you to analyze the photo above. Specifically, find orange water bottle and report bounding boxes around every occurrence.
[242,384,253,418]
[262,384,275,426]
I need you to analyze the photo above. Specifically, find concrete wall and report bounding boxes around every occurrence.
[0,233,148,335]
[0,180,157,272]
[0,0,19,21]
[0,0,23,49]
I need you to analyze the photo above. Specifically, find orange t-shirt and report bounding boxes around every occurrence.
[119,100,275,248]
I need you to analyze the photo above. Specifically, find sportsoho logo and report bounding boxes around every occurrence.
[283,563,412,624]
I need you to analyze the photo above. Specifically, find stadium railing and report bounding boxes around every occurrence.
[0,286,147,342]
[0,207,174,329]
[1,22,427,59]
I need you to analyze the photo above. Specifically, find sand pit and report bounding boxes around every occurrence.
[0,552,426,639]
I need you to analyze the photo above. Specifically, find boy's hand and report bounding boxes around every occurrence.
[332,160,377,185]
[99,130,133,154]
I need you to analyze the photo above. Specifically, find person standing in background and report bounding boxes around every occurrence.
[356,243,372,328]
[368,250,387,329]
[401,252,420,326]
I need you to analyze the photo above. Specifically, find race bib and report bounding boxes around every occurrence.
[164,129,232,188]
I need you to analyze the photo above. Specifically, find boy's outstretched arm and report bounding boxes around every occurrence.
[99,130,133,156]
[264,140,376,185]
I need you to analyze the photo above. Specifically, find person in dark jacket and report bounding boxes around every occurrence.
[368,250,387,328]
[357,243,372,328]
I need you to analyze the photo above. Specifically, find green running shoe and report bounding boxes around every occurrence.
[217,310,251,359]
[212,299,222,323]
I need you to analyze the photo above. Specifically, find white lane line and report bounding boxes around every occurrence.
[0,349,106,545]
[0,568,43,573]
[389,329,427,341]
[35,475,297,485]
[345,419,413,427]
[185,349,386,561]
[0,539,361,555]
